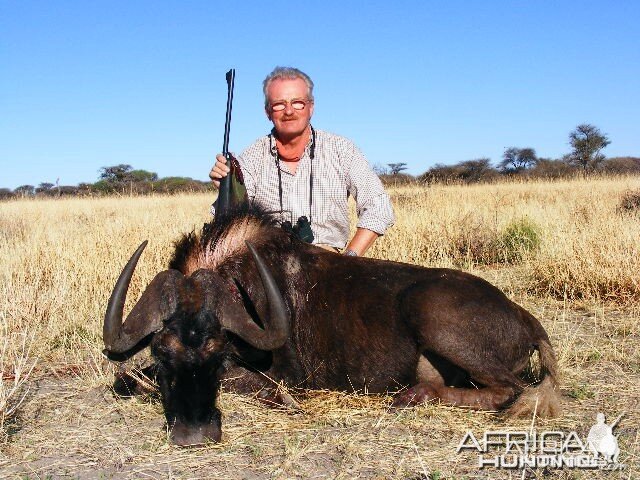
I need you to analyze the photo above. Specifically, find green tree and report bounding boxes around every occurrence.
[499,147,537,173]
[567,124,610,171]
[387,162,408,175]
[457,158,497,182]
[99,164,133,183]
[128,169,159,182]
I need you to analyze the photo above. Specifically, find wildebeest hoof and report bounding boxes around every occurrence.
[256,388,302,411]
[391,384,438,408]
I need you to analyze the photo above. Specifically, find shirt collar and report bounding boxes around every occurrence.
[269,125,314,156]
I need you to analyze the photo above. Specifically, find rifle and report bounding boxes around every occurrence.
[216,68,246,222]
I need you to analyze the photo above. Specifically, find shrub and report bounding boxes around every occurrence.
[0,188,14,201]
[448,220,498,267]
[600,157,640,174]
[419,164,461,184]
[448,217,541,266]
[527,158,576,179]
[420,159,500,185]
[379,173,415,186]
[618,189,640,214]
[155,177,211,193]
[495,218,541,263]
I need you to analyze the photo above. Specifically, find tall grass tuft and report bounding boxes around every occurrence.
[0,313,37,440]
[495,217,541,264]
[618,188,640,214]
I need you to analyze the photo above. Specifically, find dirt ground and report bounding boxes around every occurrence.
[1,300,638,480]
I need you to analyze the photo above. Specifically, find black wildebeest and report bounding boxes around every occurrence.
[103,206,560,445]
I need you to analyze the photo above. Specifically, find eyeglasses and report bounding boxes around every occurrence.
[269,98,312,112]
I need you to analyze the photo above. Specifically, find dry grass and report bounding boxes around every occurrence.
[0,313,36,440]
[1,176,639,479]
[375,176,640,302]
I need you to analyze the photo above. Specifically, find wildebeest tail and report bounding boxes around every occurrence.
[507,337,561,418]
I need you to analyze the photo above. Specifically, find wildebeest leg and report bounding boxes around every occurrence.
[389,355,444,407]
[112,363,159,397]
[221,365,300,409]
[392,382,517,410]
[394,280,536,410]
[392,353,522,409]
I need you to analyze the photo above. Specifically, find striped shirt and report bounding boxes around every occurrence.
[212,128,394,249]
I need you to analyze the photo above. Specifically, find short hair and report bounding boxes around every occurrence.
[263,67,314,107]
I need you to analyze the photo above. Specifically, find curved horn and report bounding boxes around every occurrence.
[103,241,183,360]
[104,240,148,351]
[219,242,290,351]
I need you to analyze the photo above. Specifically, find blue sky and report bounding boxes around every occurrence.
[2,1,639,189]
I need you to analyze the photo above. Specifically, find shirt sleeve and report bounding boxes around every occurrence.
[342,141,395,235]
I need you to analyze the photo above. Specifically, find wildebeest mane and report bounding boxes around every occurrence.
[201,203,281,246]
[169,203,291,274]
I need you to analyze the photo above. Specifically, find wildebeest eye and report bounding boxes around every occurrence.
[160,332,185,355]
[151,331,187,369]
[203,337,225,356]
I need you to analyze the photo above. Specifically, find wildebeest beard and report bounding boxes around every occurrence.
[103,204,560,446]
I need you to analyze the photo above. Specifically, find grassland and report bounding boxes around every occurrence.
[1,176,639,479]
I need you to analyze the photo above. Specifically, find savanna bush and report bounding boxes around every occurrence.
[448,217,541,266]
[447,218,497,266]
[495,217,541,263]
[618,189,640,214]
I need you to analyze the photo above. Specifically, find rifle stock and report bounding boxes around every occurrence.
[216,69,235,220]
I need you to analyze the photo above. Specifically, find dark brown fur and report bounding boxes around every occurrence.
[111,205,560,445]
[177,207,559,406]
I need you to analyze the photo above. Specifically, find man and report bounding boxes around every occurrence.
[209,67,394,256]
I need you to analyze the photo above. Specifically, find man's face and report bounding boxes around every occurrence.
[265,78,314,140]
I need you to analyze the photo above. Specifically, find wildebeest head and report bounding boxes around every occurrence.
[103,241,290,445]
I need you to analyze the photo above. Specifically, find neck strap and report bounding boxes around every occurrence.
[272,126,316,225]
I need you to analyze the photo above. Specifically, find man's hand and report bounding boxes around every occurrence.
[209,154,230,189]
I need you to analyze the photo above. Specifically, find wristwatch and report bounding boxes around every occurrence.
[344,249,358,257]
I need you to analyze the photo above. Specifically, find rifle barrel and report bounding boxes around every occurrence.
[222,69,235,155]
[217,68,235,221]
